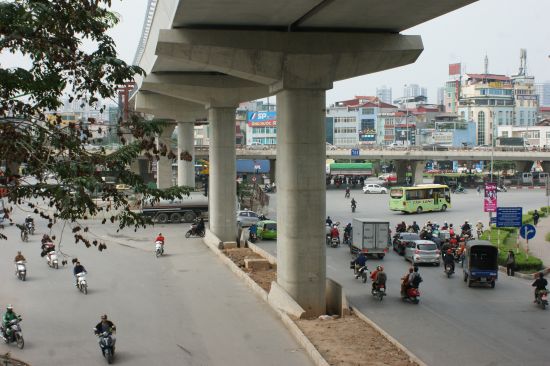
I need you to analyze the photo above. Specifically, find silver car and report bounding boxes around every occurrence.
[404,240,440,266]
[237,210,260,227]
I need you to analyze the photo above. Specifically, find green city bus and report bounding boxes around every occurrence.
[389,184,451,214]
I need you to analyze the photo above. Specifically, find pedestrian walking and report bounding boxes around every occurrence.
[506,250,516,276]
[533,210,540,226]
[477,185,481,196]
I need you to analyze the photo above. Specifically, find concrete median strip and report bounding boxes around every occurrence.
[351,305,428,366]
[203,229,429,365]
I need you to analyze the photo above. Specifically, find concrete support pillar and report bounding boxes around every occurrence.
[177,122,195,188]
[269,159,276,184]
[208,107,237,242]
[542,161,550,174]
[276,88,326,317]
[156,124,175,189]
[395,160,409,186]
[411,161,425,186]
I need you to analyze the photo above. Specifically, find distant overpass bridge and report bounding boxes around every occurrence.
[194,147,550,162]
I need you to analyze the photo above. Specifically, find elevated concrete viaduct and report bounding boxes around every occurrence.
[132,0,478,316]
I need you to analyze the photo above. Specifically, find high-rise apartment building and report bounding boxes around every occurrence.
[376,86,392,104]
[403,84,427,99]
[535,82,550,107]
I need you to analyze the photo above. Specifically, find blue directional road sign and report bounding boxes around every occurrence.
[519,224,536,240]
[351,148,360,157]
[496,207,523,228]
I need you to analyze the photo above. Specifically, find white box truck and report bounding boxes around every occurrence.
[351,218,390,259]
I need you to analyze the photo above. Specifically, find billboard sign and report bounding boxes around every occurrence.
[484,182,497,212]
[449,63,461,76]
[247,111,277,127]
[433,131,453,145]
[496,207,522,227]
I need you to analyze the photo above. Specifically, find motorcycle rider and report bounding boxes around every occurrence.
[443,249,455,273]
[532,272,548,303]
[370,265,387,292]
[352,252,367,279]
[330,224,340,243]
[73,261,87,286]
[461,220,471,236]
[343,223,352,244]
[441,221,449,230]
[1,305,20,341]
[401,267,414,296]
[195,217,205,235]
[407,266,422,293]
[24,215,33,227]
[345,186,351,198]
[351,198,357,211]
[94,314,116,354]
[249,223,258,240]
[410,221,420,233]
[14,251,26,263]
[326,216,333,226]
[396,221,406,233]
[476,221,484,238]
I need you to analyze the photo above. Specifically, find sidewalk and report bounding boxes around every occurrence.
[525,216,550,267]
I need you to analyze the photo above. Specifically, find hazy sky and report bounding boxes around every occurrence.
[3,0,549,106]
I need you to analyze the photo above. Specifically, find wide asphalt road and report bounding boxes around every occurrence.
[0,205,312,366]
[258,189,550,366]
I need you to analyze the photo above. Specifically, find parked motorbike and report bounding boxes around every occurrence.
[444,263,454,278]
[1,318,24,349]
[185,223,205,238]
[76,272,88,295]
[46,251,59,269]
[95,330,116,364]
[15,261,26,281]
[402,287,420,304]
[155,241,164,258]
[535,289,549,310]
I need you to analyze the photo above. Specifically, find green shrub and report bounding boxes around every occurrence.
[545,232,550,242]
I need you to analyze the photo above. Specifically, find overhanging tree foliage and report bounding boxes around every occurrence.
[0,0,190,246]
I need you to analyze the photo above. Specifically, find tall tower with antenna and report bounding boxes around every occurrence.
[484,54,489,74]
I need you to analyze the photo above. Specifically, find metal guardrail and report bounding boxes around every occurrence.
[132,0,158,67]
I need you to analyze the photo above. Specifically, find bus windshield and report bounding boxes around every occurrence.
[390,188,403,199]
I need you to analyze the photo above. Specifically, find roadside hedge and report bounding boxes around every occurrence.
[482,206,549,273]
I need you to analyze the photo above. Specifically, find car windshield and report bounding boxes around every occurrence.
[264,223,277,231]
[390,188,403,198]
[417,243,437,251]
[400,233,420,240]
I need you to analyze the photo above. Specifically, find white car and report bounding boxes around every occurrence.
[362,184,387,194]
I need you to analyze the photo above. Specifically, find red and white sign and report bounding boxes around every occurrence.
[449,63,461,76]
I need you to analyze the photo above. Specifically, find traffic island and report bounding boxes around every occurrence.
[203,229,426,366]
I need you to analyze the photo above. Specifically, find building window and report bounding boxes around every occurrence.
[502,131,509,138]
[477,111,485,145]
[498,111,503,125]
[362,108,374,115]
[520,111,524,124]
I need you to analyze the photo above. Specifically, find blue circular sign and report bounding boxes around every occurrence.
[519,224,536,240]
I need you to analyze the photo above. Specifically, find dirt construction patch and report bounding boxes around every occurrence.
[224,248,276,292]
[223,247,419,366]
[297,314,419,366]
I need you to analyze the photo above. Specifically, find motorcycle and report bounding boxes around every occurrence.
[497,185,507,192]
[351,203,356,213]
[155,241,164,258]
[476,228,483,239]
[535,289,549,310]
[343,232,351,246]
[15,261,26,281]
[185,223,205,238]
[444,263,454,278]
[95,330,116,364]
[371,284,386,301]
[353,263,368,283]
[249,232,258,243]
[20,228,28,242]
[1,318,24,349]
[402,287,420,304]
[329,236,340,248]
[46,251,59,269]
[76,272,88,295]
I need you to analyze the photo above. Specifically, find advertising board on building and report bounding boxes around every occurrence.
[247,111,277,127]
[432,131,453,145]
[484,182,497,212]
